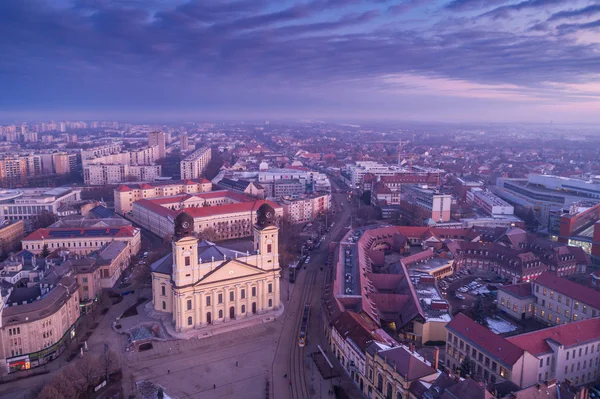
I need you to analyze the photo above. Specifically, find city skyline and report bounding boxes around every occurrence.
[2,0,600,123]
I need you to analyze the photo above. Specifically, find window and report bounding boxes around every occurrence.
[540,359,543,367]
[82,277,88,283]
[230,291,234,301]
[377,374,383,393]
[219,310,223,318]
[574,302,579,310]
[536,285,539,293]
[187,300,192,310]
[550,291,554,299]
[268,283,273,293]
[188,316,192,325]
[267,244,272,253]
[185,256,190,266]
[252,287,257,297]
[162,301,166,310]
[566,298,571,306]
[499,367,507,378]
[161,286,166,296]
[558,295,562,302]
[543,288,547,295]
[574,313,578,321]
[268,299,273,307]
[241,289,246,299]
[386,382,392,399]
[218,294,223,304]
[206,296,211,306]
[546,357,550,366]
[241,305,246,313]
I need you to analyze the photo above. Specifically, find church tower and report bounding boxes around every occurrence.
[253,203,279,270]
[171,212,201,286]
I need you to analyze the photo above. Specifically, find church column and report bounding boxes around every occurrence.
[223,286,229,321]
[246,282,252,317]
[257,280,264,314]
[211,288,217,324]
[196,291,203,327]
[274,275,281,309]
[235,285,240,319]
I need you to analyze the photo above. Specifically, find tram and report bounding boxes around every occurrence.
[298,303,310,347]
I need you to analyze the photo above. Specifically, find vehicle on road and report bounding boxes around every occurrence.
[298,303,310,347]
[456,294,466,300]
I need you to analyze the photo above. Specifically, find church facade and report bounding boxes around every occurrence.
[151,203,282,332]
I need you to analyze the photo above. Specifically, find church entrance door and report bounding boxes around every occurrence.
[252,302,257,314]
[229,306,235,320]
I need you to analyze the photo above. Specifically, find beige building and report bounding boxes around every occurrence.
[497,272,600,326]
[51,152,71,175]
[114,179,212,214]
[83,164,162,185]
[21,225,141,257]
[280,193,331,224]
[132,190,283,240]
[1,276,80,373]
[151,205,282,332]
[0,220,24,257]
[148,131,166,159]
[180,147,211,180]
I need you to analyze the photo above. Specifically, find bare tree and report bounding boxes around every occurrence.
[198,227,219,242]
[77,353,101,389]
[36,385,61,399]
[100,343,120,382]
[64,363,87,397]
[49,372,78,399]
[33,211,58,230]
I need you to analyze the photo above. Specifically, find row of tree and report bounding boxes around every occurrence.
[36,348,119,399]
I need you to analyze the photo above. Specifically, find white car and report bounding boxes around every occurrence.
[304,257,310,264]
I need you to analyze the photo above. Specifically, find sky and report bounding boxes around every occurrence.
[1,0,600,123]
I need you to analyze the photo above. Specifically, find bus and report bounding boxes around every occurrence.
[298,303,310,347]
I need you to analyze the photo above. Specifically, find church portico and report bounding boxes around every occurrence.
[150,203,283,335]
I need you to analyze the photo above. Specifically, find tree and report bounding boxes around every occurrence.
[100,343,120,382]
[473,297,488,327]
[64,363,87,398]
[49,372,77,399]
[33,211,58,230]
[40,243,50,258]
[460,356,476,378]
[77,353,101,389]
[198,227,219,242]
[36,385,62,399]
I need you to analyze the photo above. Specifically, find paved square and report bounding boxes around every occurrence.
[125,322,280,398]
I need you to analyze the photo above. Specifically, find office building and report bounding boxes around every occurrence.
[401,184,452,223]
[280,193,331,224]
[467,188,514,217]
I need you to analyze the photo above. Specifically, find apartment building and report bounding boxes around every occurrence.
[364,343,438,399]
[445,313,539,387]
[22,225,141,257]
[498,272,600,326]
[83,164,162,185]
[507,318,600,386]
[148,131,166,158]
[0,220,25,257]
[1,276,80,373]
[0,157,27,187]
[180,147,211,179]
[280,193,331,224]
[133,191,282,239]
[468,188,514,216]
[80,143,122,161]
[401,184,452,223]
[0,187,81,230]
[114,178,212,214]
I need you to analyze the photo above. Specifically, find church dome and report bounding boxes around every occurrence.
[256,203,276,227]
[174,212,194,239]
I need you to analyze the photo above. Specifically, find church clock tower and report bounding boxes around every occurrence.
[171,212,200,286]
[253,203,279,270]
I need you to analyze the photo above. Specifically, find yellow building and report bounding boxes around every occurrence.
[21,225,141,257]
[151,204,282,332]
[0,220,24,257]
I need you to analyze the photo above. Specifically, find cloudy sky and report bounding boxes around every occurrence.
[1,0,600,123]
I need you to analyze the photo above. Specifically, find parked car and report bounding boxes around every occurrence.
[456,294,466,300]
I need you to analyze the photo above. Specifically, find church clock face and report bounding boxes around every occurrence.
[182,221,190,229]
[265,211,272,219]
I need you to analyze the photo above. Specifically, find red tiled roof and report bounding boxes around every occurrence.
[446,313,524,366]
[23,225,137,241]
[115,184,131,192]
[507,318,600,356]
[366,273,405,291]
[535,272,600,309]
[498,282,533,299]
[184,200,281,217]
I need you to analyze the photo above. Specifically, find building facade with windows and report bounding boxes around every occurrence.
[0,276,80,373]
[150,206,281,332]
[498,272,600,327]
[114,178,212,214]
[21,225,141,257]
[180,147,211,180]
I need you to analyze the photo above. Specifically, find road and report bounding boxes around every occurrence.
[272,192,352,399]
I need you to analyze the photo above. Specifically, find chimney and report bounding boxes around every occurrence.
[433,346,440,370]
[409,342,415,353]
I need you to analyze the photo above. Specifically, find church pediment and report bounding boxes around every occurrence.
[197,259,267,285]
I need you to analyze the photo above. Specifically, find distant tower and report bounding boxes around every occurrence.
[148,131,166,159]
[171,212,201,286]
[181,133,190,152]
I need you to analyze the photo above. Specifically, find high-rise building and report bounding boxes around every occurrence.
[52,152,71,175]
[180,147,211,180]
[148,131,166,159]
[59,122,66,132]
[181,132,190,152]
